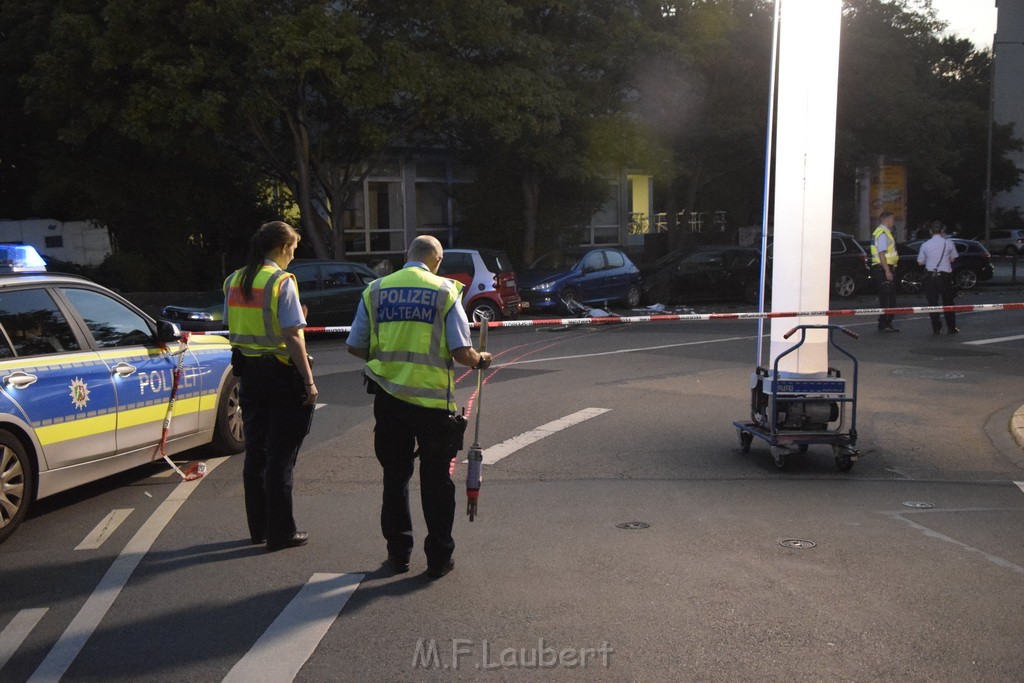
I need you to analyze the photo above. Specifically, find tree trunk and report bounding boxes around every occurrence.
[521,172,540,264]
[286,93,331,259]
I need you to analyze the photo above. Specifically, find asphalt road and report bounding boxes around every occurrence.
[3,282,1024,681]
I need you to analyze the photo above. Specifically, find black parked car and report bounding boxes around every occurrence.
[641,246,762,305]
[767,232,873,299]
[160,259,379,330]
[895,239,994,293]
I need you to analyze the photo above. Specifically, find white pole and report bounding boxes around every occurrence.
[756,0,782,369]
[769,0,843,376]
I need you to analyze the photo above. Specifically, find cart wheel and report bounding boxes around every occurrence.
[738,430,753,454]
[770,446,790,471]
[834,446,854,472]
[797,443,809,453]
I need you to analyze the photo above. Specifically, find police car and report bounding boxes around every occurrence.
[0,246,243,544]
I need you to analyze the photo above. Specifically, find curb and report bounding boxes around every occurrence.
[1013,406,1024,452]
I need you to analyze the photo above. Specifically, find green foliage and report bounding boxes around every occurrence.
[993,207,1024,232]
[637,0,775,225]
[1,0,1020,262]
[836,0,1019,232]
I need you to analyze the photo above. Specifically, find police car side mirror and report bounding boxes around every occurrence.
[155,319,182,344]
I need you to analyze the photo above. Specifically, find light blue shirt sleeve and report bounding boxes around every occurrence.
[446,298,473,350]
[346,298,370,348]
[276,275,306,329]
[875,232,891,252]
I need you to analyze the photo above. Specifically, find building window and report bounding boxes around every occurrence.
[584,183,620,245]
[45,236,64,248]
[343,175,405,255]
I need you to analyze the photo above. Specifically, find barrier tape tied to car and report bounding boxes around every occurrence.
[190,301,1024,336]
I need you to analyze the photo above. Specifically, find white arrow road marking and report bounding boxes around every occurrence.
[467,408,612,465]
[75,509,133,551]
[1015,481,1024,495]
[223,573,364,683]
[0,609,48,671]
[29,457,228,683]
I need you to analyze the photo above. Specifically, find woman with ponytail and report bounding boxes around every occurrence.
[224,221,316,551]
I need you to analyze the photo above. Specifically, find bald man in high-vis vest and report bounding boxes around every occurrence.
[347,235,492,579]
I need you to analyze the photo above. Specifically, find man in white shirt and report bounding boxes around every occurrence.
[916,221,959,334]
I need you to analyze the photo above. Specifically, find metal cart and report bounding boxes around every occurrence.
[733,324,860,471]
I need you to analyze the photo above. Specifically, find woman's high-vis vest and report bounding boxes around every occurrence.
[871,225,899,266]
[363,266,462,411]
[226,265,297,364]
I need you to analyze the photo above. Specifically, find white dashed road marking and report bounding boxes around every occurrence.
[75,509,133,551]
[29,457,228,683]
[222,572,364,683]
[887,509,1024,576]
[964,334,1024,346]
[0,609,48,672]
[473,408,611,465]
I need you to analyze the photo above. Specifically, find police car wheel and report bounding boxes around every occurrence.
[211,375,245,455]
[0,430,33,544]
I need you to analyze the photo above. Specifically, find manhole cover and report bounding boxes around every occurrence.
[779,539,816,549]
[891,368,965,380]
[902,501,935,508]
[616,521,650,530]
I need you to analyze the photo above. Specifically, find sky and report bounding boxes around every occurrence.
[930,0,998,48]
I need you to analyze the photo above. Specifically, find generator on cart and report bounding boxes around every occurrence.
[734,324,860,471]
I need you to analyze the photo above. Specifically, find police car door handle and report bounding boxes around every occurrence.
[3,371,38,389]
[112,362,138,378]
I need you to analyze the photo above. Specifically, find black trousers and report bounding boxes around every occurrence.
[873,265,897,328]
[373,388,456,567]
[240,355,314,545]
[924,272,956,331]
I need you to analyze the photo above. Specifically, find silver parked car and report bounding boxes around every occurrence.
[978,228,1024,256]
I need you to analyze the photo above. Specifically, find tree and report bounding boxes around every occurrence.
[836,0,1021,232]
[634,0,776,242]
[24,0,558,260]
[452,0,668,264]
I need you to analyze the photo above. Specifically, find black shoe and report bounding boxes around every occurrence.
[386,556,410,574]
[882,326,900,333]
[933,329,942,335]
[426,559,454,579]
[251,536,266,545]
[266,531,309,552]
[949,327,960,334]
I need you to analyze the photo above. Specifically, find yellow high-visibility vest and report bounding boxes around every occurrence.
[871,225,899,266]
[225,265,297,364]
[363,266,463,411]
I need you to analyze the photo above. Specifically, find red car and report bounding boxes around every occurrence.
[437,248,525,321]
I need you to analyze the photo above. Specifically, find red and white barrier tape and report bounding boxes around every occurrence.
[192,301,1024,336]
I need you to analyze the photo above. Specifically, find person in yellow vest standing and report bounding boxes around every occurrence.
[225,221,317,551]
[346,235,492,579]
[871,211,900,332]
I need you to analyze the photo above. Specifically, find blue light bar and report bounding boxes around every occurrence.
[0,244,48,272]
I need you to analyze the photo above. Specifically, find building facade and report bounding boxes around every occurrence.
[993,0,1024,213]
[337,156,654,261]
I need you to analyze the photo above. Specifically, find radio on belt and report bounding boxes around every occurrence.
[733,324,861,472]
